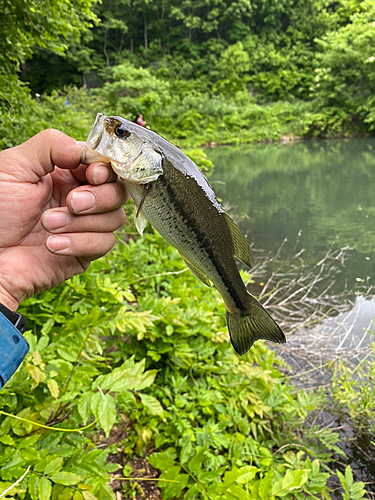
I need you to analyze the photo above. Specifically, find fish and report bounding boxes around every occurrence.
[82,113,286,355]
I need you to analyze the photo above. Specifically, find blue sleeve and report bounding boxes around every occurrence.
[0,312,29,389]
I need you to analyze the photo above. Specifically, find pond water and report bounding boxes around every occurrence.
[208,138,375,489]
[207,139,375,355]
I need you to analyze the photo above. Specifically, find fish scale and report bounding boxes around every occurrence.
[129,162,243,306]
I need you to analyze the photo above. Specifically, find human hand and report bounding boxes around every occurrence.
[0,129,129,310]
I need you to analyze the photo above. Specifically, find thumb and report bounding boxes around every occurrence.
[8,129,85,182]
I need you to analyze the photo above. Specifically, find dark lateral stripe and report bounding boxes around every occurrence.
[158,174,245,310]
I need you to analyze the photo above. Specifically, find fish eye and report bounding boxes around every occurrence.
[115,126,130,138]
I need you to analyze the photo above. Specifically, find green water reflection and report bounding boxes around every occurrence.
[208,139,375,291]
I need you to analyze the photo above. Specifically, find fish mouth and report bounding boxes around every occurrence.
[87,113,105,149]
[81,113,110,164]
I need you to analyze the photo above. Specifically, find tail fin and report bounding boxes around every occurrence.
[226,294,285,356]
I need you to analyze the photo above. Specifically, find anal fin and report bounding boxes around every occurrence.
[182,256,211,287]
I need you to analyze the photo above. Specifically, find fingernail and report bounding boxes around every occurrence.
[93,165,111,184]
[71,191,96,213]
[44,211,70,231]
[47,235,70,252]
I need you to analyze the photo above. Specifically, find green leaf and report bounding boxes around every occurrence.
[159,465,181,487]
[235,466,259,484]
[180,441,193,465]
[199,467,227,485]
[282,470,308,491]
[136,369,158,391]
[41,318,55,335]
[38,477,52,500]
[93,368,132,392]
[350,482,366,499]
[336,469,346,488]
[224,467,241,485]
[0,435,15,446]
[44,457,64,476]
[50,472,82,486]
[345,465,354,487]
[148,449,177,470]
[28,474,39,500]
[22,448,41,461]
[93,359,149,392]
[90,391,105,418]
[47,379,59,399]
[188,446,207,474]
[99,394,117,437]
[272,478,288,498]
[259,470,274,499]
[139,393,164,416]
[57,349,77,362]
[77,393,92,423]
[60,487,74,500]
[81,492,98,500]
[18,435,40,449]
[224,484,249,500]
[97,484,115,500]
[164,473,189,498]
[184,483,199,500]
[311,459,320,476]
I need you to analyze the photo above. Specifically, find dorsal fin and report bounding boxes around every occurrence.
[224,213,251,268]
[181,256,211,287]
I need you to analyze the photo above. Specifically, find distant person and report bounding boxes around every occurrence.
[136,114,146,127]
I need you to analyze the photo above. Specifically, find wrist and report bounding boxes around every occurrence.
[0,286,21,311]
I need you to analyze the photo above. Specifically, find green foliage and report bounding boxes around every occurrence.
[0,269,160,498]
[2,0,375,141]
[97,63,172,121]
[17,0,327,103]
[0,84,99,149]
[0,0,98,72]
[214,42,250,95]
[0,224,365,499]
[312,0,375,134]
[337,466,366,500]
[331,346,375,434]
[148,448,332,499]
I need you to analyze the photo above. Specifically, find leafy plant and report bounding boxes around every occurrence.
[337,466,366,500]
[0,225,364,499]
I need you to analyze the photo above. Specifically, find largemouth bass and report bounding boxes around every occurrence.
[83,113,286,355]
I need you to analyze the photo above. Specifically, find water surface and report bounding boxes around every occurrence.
[207,139,375,351]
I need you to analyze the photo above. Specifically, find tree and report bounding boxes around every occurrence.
[0,0,98,73]
[214,42,250,95]
[313,0,375,129]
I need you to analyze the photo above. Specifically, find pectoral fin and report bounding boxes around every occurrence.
[182,256,211,287]
[133,204,148,236]
[133,183,152,236]
[136,183,152,217]
[224,213,251,268]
